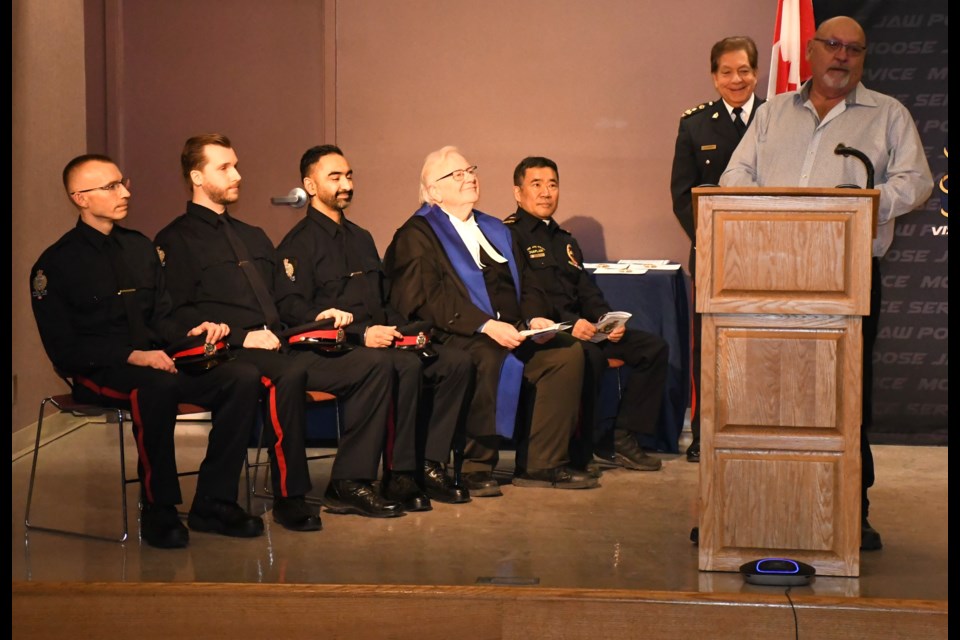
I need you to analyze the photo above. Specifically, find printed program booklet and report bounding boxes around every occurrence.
[590,312,632,342]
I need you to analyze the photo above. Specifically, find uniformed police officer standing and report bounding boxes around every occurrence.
[155,134,405,527]
[505,157,668,473]
[669,36,764,462]
[275,144,474,508]
[31,153,265,549]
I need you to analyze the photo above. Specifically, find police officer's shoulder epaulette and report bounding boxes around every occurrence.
[503,213,519,225]
[681,101,714,119]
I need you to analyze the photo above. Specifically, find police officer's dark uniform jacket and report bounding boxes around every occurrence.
[31,219,262,507]
[669,95,763,448]
[505,207,669,463]
[154,202,393,491]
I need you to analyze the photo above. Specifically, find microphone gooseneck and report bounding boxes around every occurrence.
[834,144,875,189]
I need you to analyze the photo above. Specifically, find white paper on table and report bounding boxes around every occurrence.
[591,262,648,274]
[617,259,682,270]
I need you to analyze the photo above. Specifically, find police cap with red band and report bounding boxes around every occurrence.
[165,335,232,374]
[282,319,354,355]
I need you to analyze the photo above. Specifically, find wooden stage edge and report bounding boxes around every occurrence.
[13,581,947,639]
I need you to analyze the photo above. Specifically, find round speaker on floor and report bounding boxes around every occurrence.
[740,558,816,586]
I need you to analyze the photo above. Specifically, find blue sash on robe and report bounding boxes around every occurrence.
[417,203,524,438]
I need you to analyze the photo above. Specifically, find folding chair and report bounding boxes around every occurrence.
[24,373,247,543]
[247,390,340,505]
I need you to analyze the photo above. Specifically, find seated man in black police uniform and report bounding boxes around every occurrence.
[155,133,405,526]
[275,144,474,508]
[31,153,264,549]
[384,146,595,496]
[505,156,669,472]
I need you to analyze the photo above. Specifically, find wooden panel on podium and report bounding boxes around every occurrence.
[692,187,878,578]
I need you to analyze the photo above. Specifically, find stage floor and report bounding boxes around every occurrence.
[11,421,948,604]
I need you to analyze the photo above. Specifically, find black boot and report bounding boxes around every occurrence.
[382,471,432,512]
[420,460,470,503]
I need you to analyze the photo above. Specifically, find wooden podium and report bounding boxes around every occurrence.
[692,187,878,577]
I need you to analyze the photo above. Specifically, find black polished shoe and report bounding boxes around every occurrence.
[382,471,432,512]
[463,471,502,497]
[513,465,600,489]
[613,429,662,471]
[421,460,471,503]
[272,495,322,532]
[861,518,883,551]
[686,439,701,463]
[188,495,264,538]
[324,479,405,518]
[141,503,189,549]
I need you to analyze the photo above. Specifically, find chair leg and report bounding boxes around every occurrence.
[25,397,131,543]
[247,398,340,505]
[248,421,273,501]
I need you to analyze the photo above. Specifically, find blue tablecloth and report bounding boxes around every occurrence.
[592,269,691,453]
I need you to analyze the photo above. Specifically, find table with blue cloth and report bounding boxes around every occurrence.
[591,268,691,454]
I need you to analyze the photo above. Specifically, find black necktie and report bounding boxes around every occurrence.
[104,235,152,349]
[220,215,282,330]
[732,106,747,137]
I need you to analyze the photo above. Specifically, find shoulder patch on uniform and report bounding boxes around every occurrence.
[283,257,297,281]
[32,269,48,299]
[566,244,581,269]
[503,214,518,225]
[681,101,714,119]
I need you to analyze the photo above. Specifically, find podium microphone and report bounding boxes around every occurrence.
[834,143,875,189]
[271,187,309,208]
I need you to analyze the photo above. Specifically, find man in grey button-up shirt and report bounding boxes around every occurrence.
[720,16,934,552]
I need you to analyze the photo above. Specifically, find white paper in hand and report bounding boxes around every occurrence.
[519,321,573,338]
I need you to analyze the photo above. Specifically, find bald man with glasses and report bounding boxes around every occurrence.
[721,16,934,551]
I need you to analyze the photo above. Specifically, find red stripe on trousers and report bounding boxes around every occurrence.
[261,376,289,496]
[128,388,154,504]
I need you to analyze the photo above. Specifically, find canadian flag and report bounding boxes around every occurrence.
[767,0,816,98]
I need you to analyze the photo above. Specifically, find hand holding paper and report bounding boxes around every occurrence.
[590,311,632,343]
[519,320,574,339]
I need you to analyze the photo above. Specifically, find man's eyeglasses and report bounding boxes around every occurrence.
[71,177,131,195]
[813,38,866,57]
[435,166,478,183]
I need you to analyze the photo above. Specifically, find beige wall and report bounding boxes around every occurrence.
[335,1,776,260]
[12,0,776,438]
[12,0,88,435]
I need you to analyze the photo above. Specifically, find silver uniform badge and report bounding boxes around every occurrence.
[32,269,48,299]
